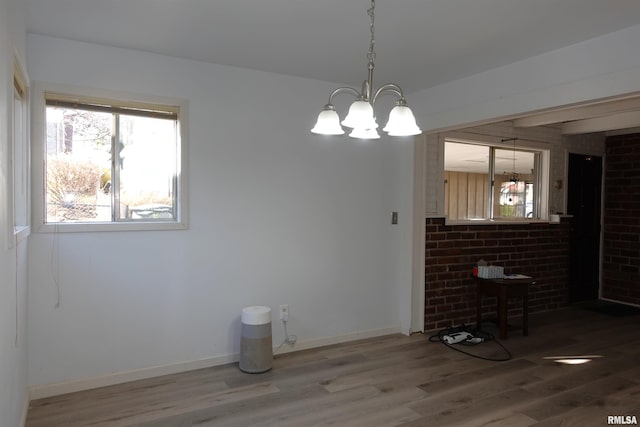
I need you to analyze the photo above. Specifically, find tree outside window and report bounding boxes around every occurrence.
[45,98,179,224]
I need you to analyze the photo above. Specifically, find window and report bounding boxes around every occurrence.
[10,55,30,245]
[33,84,188,232]
[444,138,548,221]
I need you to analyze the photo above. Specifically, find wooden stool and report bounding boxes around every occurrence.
[475,277,535,339]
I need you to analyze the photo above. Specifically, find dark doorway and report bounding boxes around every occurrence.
[567,153,602,302]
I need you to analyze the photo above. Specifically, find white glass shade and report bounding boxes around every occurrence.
[311,108,345,135]
[349,127,380,140]
[383,105,421,136]
[341,100,378,130]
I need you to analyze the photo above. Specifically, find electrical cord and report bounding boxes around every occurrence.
[273,320,297,355]
[428,323,512,362]
[283,321,297,345]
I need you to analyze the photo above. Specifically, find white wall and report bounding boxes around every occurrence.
[0,0,29,425]
[26,34,411,394]
[410,24,640,133]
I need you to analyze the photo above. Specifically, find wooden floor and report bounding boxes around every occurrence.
[27,305,640,427]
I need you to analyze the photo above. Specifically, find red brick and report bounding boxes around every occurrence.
[424,217,570,329]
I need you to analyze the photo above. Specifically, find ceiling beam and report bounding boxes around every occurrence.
[561,110,640,135]
[513,97,640,128]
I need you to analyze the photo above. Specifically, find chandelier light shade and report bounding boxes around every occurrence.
[383,102,421,136]
[311,0,421,140]
[311,105,345,135]
[349,127,380,140]
[341,100,378,129]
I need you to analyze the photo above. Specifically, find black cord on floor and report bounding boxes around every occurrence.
[428,323,512,362]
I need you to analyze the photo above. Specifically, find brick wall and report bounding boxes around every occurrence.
[425,218,571,331]
[602,134,640,305]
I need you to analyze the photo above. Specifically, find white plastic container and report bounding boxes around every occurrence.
[477,265,505,279]
[239,306,272,373]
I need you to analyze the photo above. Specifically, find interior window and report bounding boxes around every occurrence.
[444,139,542,221]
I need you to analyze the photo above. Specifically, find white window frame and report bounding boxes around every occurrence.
[32,82,189,232]
[442,133,550,224]
[9,50,31,247]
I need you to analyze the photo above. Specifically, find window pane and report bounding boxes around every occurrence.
[118,115,177,220]
[13,87,28,228]
[45,106,112,223]
[494,148,536,218]
[444,141,490,220]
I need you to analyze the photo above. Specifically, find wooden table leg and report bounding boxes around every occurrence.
[476,288,482,329]
[498,291,507,340]
[523,294,529,336]
[475,277,533,340]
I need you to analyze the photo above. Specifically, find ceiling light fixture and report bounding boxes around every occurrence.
[311,0,421,139]
[502,137,520,184]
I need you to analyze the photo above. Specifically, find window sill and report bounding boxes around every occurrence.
[444,218,559,226]
[33,221,187,233]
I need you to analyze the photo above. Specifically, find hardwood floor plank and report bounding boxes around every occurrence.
[258,385,425,427]
[230,386,385,427]
[521,378,637,422]
[335,406,422,427]
[402,388,540,427]
[531,390,640,427]
[26,307,640,427]
[416,358,538,395]
[457,412,538,427]
[137,384,363,427]
[321,354,450,393]
[223,353,370,390]
[26,377,231,425]
[91,382,280,427]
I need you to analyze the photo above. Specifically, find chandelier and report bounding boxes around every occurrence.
[311,0,421,139]
[502,137,520,184]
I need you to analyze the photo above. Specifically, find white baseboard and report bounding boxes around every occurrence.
[29,352,237,400]
[273,326,402,355]
[20,393,30,427]
[28,326,401,400]
[600,297,640,308]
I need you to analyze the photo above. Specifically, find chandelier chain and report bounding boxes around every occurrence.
[367,0,376,63]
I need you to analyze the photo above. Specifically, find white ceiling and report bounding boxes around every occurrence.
[24,0,640,94]
[445,141,535,175]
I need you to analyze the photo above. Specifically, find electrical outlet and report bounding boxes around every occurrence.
[279,304,289,321]
[391,211,398,224]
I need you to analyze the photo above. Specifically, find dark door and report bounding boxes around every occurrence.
[567,153,602,302]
